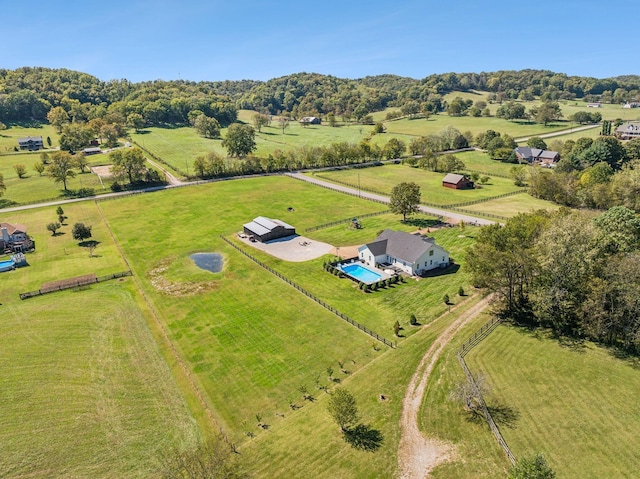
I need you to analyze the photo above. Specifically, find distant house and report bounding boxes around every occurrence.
[243,216,296,242]
[514,147,560,166]
[0,223,34,252]
[587,102,602,108]
[442,173,474,189]
[82,147,102,155]
[358,230,450,276]
[299,116,321,125]
[18,136,43,151]
[622,102,640,109]
[616,122,640,140]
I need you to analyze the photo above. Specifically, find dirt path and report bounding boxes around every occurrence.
[397,296,491,479]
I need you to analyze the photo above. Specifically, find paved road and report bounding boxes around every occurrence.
[515,123,600,143]
[286,172,497,225]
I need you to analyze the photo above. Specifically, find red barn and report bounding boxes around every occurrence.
[442,173,474,189]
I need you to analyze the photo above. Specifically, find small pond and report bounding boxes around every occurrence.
[190,253,224,273]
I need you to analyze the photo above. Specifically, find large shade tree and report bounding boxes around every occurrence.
[222,123,256,157]
[47,151,76,191]
[389,182,421,221]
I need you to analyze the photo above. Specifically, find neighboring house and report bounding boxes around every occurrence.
[18,136,44,151]
[622,102,640,109]
[616,122,640,140]
[587,102,602,108]
[358,229,450,276]
[514,147,560,166]
[442,173,474,189]
[82,147,102,155]
[0,223,34,252]
[243,216,296,242]
[299,116,321,125]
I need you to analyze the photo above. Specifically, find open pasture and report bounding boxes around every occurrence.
[309,163,522,206]
[0,200,128,303]
[0,283,198,479]
[459,193,559,218]
[0,123,58,154]
[99,176,475,445]
[466,324,640,479]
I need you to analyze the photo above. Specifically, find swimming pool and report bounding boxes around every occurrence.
[339,263,384,284]
[0,259,15,272]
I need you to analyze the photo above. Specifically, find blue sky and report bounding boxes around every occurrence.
[2,0,632,82]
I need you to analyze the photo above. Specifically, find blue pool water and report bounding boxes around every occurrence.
[340,263,382,284]
[0,259,15,272]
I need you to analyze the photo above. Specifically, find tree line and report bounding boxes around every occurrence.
[2,67,639,126]
[468,207,640,354]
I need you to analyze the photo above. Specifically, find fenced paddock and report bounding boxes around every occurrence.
[221,235,395,348]
[19,271,132,299]
[456,316,516,466]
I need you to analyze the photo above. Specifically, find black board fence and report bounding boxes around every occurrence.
[305,210,390,232]
[19,270,133,300]
[456,316,516,466]
[220,235,395,348]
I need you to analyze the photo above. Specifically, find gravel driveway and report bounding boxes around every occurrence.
[239,235,333,262]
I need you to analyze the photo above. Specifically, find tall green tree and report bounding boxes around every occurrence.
[222,124,256,157]
[389,182,421,221]
[327,388,359,432]
[252,112,270,132]
[47,151,76,191]
[47,106,70,133]
[59,122,93,152]
[530,101,563,126]
[0,173,5,197]
[193,114,221,138]
[126,113,145,132]
[383,138,406,160]
[111,148,147,184]
[526,137,547,150]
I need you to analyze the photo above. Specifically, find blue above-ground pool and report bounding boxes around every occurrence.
[339,263,385,284]
[0,259,15,272]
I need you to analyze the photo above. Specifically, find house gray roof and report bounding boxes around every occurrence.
[367,229,441,263]
[442,173,466,184]
[515,147,559,161]
[18,136,43,144]
[616,122,640,133]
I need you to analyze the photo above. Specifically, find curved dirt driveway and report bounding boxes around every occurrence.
[398,297,490,478]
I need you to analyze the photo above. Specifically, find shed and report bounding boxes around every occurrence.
[442,173,474,189]
[243,216,296,242]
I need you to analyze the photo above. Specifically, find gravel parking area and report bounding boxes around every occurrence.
[239,235,333,262]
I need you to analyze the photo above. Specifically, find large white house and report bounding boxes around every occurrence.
[357,230,450,276]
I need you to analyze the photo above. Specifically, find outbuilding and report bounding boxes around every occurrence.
[243,216,296,242]
[442,173,474,189]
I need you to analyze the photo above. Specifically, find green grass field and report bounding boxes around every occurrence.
[465,324,640,478]
[308,162,522,206]
[97,176,475,447]
[0,124,59,154]
[3,173,639,478]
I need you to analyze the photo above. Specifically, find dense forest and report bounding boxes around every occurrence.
[2,67,640,125]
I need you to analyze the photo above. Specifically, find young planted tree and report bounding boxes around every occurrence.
[508,454,556,479]
[393,320,401,336]
[327,388,359,432]
[46,222,61,236]
[443,293,450,304]
[14,164,27,178]
[0,173,5,197]
[33,162,46,176]
[156,437,245,479]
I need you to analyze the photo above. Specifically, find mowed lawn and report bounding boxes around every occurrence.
[0,283,198,479]
[0,200,128,303]
[99,176,475,446]
[0,124,59,153]
[310,163,523,205]
[460,193,560,218]
[241,296,499,479]
[466,325,640,478]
